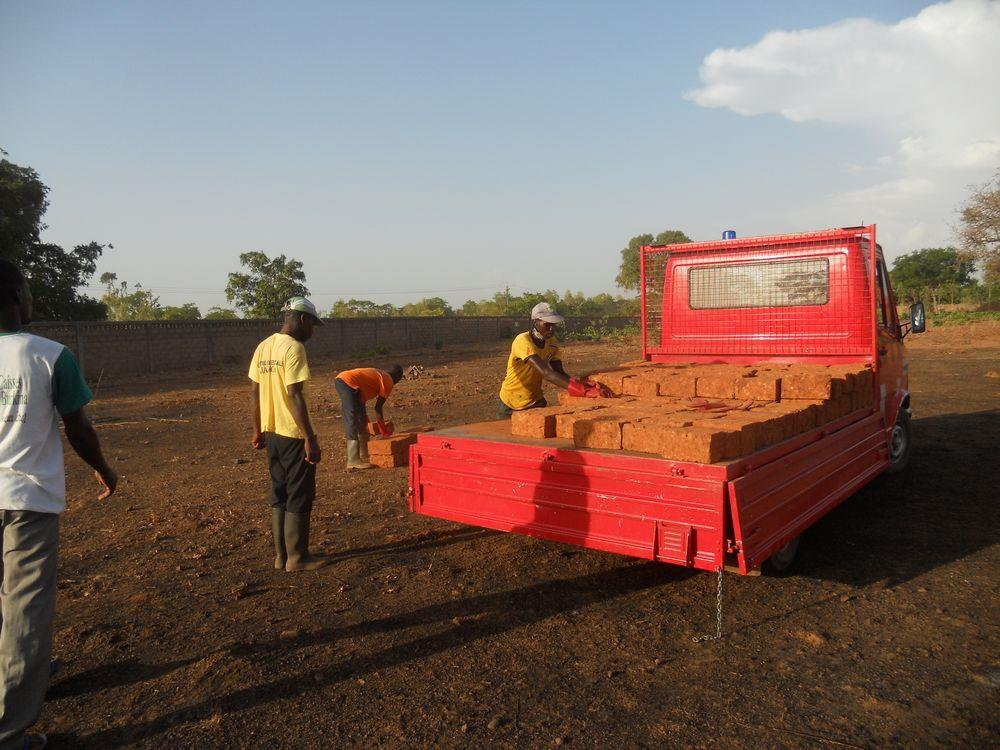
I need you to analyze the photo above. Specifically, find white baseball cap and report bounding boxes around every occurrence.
[531,302,565,325]
[282,296,324,325]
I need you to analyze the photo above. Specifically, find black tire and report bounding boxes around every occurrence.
[762,535,800,576]
[885,407,912,475]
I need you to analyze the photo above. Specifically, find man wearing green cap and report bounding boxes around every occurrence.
[248,297,326,572]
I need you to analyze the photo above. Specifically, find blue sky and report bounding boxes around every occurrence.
[2,0,996,314]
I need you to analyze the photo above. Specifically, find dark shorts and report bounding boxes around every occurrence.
[266,433,316,513]
[334,377,368,439]
[497,396,547,418]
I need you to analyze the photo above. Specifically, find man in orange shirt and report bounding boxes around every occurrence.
[334,364,404,470]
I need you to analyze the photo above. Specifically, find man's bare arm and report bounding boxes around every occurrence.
[527,357,614,397]
[62,407,118,500]
[287,382,321,463]
[526,355,571,388]
[250,381,264,448]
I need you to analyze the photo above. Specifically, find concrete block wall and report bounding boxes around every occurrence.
[29,316,637,380]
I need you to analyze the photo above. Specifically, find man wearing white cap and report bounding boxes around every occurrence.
[497,302,613,416]
[248,296,326,571]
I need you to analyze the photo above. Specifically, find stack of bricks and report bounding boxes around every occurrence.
[509,362,874,464]
[367,433,419,468]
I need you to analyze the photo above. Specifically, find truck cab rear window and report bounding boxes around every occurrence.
[688,258,829,309]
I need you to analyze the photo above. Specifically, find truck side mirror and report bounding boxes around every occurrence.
[909,302,926,334]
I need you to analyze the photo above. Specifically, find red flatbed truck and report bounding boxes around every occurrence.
[407,226,925,579]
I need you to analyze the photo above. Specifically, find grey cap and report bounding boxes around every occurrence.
[530,301,565,325]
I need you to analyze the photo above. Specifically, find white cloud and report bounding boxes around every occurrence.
[686,0,1000,254]
[834,177,935,205]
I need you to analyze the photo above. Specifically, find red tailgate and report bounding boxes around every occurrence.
[409,426,727,571]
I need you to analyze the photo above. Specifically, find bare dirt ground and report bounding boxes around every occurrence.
[35,327,999,748]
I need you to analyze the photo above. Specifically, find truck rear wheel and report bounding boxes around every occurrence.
[886,408,912,475]
[762,536,800,576]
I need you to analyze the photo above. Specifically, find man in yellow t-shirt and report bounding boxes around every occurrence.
[498,302,614,416]
[249,296,326,572]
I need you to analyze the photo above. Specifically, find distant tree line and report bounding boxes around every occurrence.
[327,289,639,319]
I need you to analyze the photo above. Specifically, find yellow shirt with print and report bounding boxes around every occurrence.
[248,333,311,439]
[499,331,562,410]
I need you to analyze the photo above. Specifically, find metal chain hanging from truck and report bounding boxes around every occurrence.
[693,567,724,643]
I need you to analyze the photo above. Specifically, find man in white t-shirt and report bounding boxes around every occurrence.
[0,261,117,750]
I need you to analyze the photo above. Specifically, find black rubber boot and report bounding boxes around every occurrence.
[284,512,327,571]
[271,506,287,570]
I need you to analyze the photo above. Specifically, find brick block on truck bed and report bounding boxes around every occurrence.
[658,424,738,463]
[510,406,576,438]
[589,369,642,393]
[572,414,630,450]
[652,372,699,397]
[621,375,660,397]
[555,406,610,439]
[735,373,781,402]
[621,417,694,453]
[780,368,834,400]
[694,372,737,399]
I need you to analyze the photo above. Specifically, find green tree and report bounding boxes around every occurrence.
[889,247,976,309]
[957,168,1000,286]
[0,152,47,256]
[100,273,163,321]
[616,230,691,291]
[399,296,453,316]
[160,303,201,320]
[328,299,398,317]
[226,251,308,318]
[204,306,239,320]
[460,299,489,315]
[25,242,108,320]
[1,151,108,320]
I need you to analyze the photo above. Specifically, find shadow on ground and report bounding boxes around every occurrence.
[795,410,999,587]
[70,561,691,747]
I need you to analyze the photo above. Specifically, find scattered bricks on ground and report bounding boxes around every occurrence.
[368,433,419,468]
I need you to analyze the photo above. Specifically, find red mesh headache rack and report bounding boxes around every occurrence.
[641,226,877,365]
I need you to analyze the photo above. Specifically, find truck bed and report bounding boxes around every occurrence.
[409,408,889,573]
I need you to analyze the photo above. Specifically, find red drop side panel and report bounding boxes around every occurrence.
[727,411,889,573]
